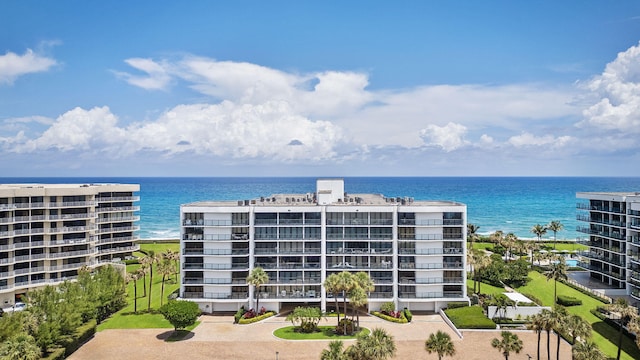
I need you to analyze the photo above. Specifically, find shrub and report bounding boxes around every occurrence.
[446,302,468,309]
[520,293,542,306]
[234,307,245,324]
[335,318,355,334]
[371,311,408,324]
[557,295,582,307]
[62,319,96,357]
[243,308,257,319]
[159,300,201,331]
[403,308,412,322]
[380,302,395,314]
[238,311,276,324]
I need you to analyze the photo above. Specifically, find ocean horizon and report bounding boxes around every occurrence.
[2,176,640,241]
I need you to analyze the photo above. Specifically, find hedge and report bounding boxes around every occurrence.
[63,319,97,357]
[41,348,65,360]
[370,311,408,324]
[238,311,276,324]
[446,302,468,309]
[557,295,582,307]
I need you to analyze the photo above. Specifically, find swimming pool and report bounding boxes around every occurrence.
[566,259,578,267]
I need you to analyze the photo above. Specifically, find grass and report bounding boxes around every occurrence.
[98,241,183,331]
[444,305,496,329]
[273,325,370,340]
[515,271,640,360]
[472,241,587,253]
[466,279,505,296]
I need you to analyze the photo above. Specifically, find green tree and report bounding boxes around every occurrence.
[552,306,568,360]
[0,333,41,360]
[425,330,456,360]
[158,259,174,306]
[467,223,480,248]
[502,232,518,261]
[490,294,514,326]
[491,331,523,360]
[246,266,269,311]
[351,271,374,329]
[565,313,591,345]
[162,249,180,282]
[159,300,201,332]
[572,341,606,360]
[527,312,545,360]
[127,270,142,313]
[321,340,346,360]
[544,256,567,307]
[286,306,323,333]
[144,251,159,312]
[324,273,342,325]
[547,220,564,250]
[609,298,638,360]
[539,309,555,360]
[345,327,396,360]
[530,224,547,242]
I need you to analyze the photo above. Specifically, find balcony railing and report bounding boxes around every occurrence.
[578,262,625,280]
[399,277,464,285]
[399,291,464,299]
[182,292,248,299]
[399,248,463,255]
[96,196,140,202]
[96,206,140,213]
[399,262,463,270]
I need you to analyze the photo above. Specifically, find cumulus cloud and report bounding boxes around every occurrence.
[0,49,57,84]
[113,58,172,90]
[578,41,640,132]
[419,122,469,151]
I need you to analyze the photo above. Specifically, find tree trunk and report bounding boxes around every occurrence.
[617,319,624,360]
[255,286,260,311]
[556,332,560,360]
[546,331,551,360]
[334,296,340,325]
[147,264,153,312]
[537,331,541,360]
[160,274,166,306]
[134,279,138,313]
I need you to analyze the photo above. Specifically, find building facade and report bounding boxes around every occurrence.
[0,183,140,308]
[180,179,467,313]
[576,192,640,302]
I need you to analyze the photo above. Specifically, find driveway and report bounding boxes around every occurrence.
[69,314,571,360]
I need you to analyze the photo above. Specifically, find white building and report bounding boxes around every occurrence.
[0,183,140,308]
[577,192,640,302]
[180,179,467,314]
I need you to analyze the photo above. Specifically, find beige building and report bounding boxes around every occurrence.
[0,183,140,308]
[180,179,468,314]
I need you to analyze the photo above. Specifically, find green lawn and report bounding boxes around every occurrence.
[444,306,496,329]
[98,242,183,331]
[273,325,370,340]
[466,279,505,296]
[472,241,587,253]
[516,271,640,360]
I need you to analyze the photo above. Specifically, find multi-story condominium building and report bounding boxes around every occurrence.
[0,183,140,308]
[576,192,640,302]
[180,179,467,314]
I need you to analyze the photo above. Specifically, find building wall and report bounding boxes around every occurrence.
[0,184,140,308]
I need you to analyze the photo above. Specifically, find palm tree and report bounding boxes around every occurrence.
[490,230,505,245]
[609,298,638,360]
[337,271,354,318]
[572,341,606,360]
[126,271,141,313]
[524,240,539,266]
[467,223,480,248]
[158,259,174,306]
[246,267,269,311]
[531,224,547,242]
[539,309,555,360]
[552,306,568,360]
[544,256,567,307]
[324,273,342,325]
[162,249,180,282]
[527,312,545,360]
[547,220,564,250]
[491,331,523,360]
[321,340,346,360]
[502,232,518,261]
[144,251,159,311]
[0,333,41,360]
[139,255,151,297]
[346,327,396,360]
[565,313,591,345]
[425,330,456,360]
[351,272,374,330]
[491,294,514,327]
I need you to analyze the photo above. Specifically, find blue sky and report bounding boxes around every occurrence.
[1,1,640,176]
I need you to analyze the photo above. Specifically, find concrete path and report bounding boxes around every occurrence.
[69,314,571,360]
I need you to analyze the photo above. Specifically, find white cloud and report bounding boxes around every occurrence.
[419,122,469,151]
[508,132,573,148]
[114,58,172,90]
[578,41,640,132]
[0,49,57,84]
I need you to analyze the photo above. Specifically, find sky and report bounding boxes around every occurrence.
[1,1,640,177]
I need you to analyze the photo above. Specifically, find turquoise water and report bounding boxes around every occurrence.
[2,177,640,240]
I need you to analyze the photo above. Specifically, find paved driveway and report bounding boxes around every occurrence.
[69,314,571,360]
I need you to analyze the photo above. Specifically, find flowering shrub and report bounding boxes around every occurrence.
[259,306,266,316]
[243,308,257,319]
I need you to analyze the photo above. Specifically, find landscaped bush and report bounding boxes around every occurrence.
[403,308,412,322]
[62,319,97,357]
[558,277,610,304]
[371,311,408,323]
[446,302,468,309]
[520,293,542,306]
[444,305,496,329]
[557,295,582,306]
[123,259,139,265]
[41,348,65,360]
[234,307,245,324]
[380,301,395,314]
[238,311,276,324]
[335,318,355,335]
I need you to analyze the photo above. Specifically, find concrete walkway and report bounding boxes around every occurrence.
[69,314,571,360]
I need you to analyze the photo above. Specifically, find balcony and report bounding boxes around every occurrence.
[182,263,248,270]
[576,227,626,240]
[399,277,463,285]
[97,236,137,245]
[399,262,463,270]
[578,262,625,280]
[580,252,625,267]
[182,292,248,299]
[96,206,140,213]
[96,196,140,202]
[49,213,97,221]
[399,248,463,255]
[183,278,233,285]
[48,249,96,259]
[399,291,464,299]
[98,245,140,255]
[96,226,140,234]
[183,249,249,256]
[96,216,140,223]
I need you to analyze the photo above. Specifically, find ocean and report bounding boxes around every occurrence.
[2,177,640,241]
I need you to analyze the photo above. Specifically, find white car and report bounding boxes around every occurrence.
[12,302,26,312]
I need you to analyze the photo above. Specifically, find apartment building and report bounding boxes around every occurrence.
[576,192,640,301]
[180,179,467,314]
[0,183,140,308]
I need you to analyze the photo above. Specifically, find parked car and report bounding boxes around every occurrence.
[13,302,26,312]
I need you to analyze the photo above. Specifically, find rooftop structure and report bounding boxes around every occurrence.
[180,179,467,314]
[576,191,640,303]
[0,183,140,308]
